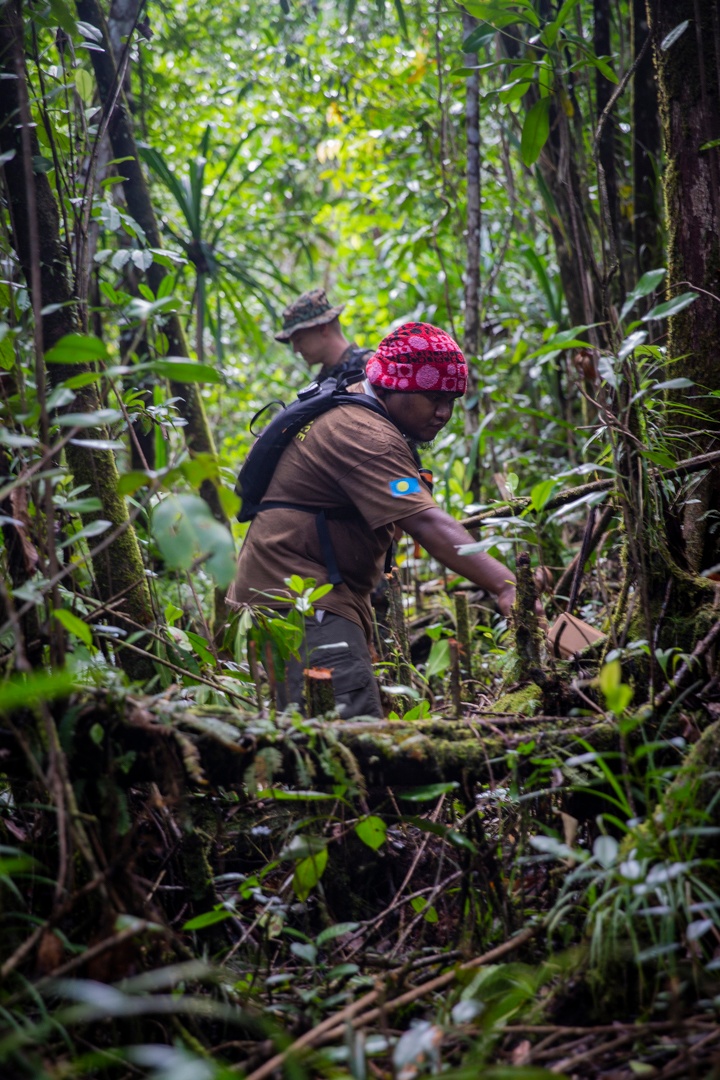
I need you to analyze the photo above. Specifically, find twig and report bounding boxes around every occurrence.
[462,449,720,529]
[554,502,616,601]
[654,615,720,707]
[240,925,539,1080]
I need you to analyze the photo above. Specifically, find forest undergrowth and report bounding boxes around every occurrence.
[2,0,720,1077]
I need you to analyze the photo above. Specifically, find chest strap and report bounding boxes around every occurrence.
[253,501,393,587]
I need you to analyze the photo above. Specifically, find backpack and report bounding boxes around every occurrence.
[235,371,393,585]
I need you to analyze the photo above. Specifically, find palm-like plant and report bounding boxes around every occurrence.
[140,125,293,363]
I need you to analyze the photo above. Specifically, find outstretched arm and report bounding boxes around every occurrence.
[397,505,516,616]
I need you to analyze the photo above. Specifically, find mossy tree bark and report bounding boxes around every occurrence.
[632,0,662,279]
[646,0,720,572]
[0,1,154,680]
[75,0,229,531]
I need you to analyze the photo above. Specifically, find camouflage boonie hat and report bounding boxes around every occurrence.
[275,288,345,342]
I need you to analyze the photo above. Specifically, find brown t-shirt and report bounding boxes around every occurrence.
[227,390,435,640]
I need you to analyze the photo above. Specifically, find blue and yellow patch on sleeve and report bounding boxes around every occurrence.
[389,476,422,497]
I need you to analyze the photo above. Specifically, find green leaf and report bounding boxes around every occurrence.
[462,22,497,51]
[183,908,234,930]
[49,0,77,33]
[152,494,235,588]
[55,408,123,428]
[0,669,77,713]
[58,519,112,549]
[425,638,451,678]
[52,608,92,648]
[45,333,108,364]
[398,782,459,802]
[520,98,550,167]
[530,479,558,512]
[74,68,94,104]
[660,20,689,50]
[316,922,360,946]
[147,358,222,384]
[117,470,154,497]
[652,377,694,391]
[642,291,698,322]
[410,896,438,923]
[619,268,666,321]
[293,847,328,901]
[355,816,387,851]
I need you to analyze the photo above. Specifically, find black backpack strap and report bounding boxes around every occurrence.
[252,500,349,586]
[315,509,343,585]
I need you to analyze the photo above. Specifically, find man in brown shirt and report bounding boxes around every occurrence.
[274,287,373,383]
[229,322,517,718]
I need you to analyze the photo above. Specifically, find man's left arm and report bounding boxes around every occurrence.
[397,505,516,616]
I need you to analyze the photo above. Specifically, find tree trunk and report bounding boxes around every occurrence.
[594,0,625,299]
[75,0,229,530]
[632,0,662,278]
[646,0,720,572]
[0,0,154,681]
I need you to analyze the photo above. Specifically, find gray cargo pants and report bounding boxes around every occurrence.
[277,610,382,719]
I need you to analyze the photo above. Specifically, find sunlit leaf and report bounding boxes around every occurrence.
[52,608,93,648]
[293,847,328,901]
[355,816,387,850]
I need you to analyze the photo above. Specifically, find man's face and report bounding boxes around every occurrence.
[380,389,461,443]
[289,325,329,367]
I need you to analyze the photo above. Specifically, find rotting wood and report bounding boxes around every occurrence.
[304,667,336,716]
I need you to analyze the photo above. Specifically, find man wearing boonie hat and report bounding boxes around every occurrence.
[275,287,373,383]
[229,321,517,719]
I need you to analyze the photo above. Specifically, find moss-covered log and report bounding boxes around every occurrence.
[30,694,621,796]
[0,2,154,680]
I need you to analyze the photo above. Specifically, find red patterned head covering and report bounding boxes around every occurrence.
[365,322,468,394]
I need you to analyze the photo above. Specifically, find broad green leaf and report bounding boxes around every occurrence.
[152,494,235,588]
[52,608,92,648]
[617,330,647,360]
[45,333,108,365]
[425,638,451,679]
[0,669,77,713]
[355,816,387,851]
[147,358,221,384]
[520,98,550,167]
[642,291,698,322]
[619,268,666,321]
[293,848,328,901]
[49,0,76,33]
[530,479,558,512]
[398,782,459,802]
[290,941,317,964]
[117,470,154,497]
[74,68,94,104]
[599,659,621,695]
